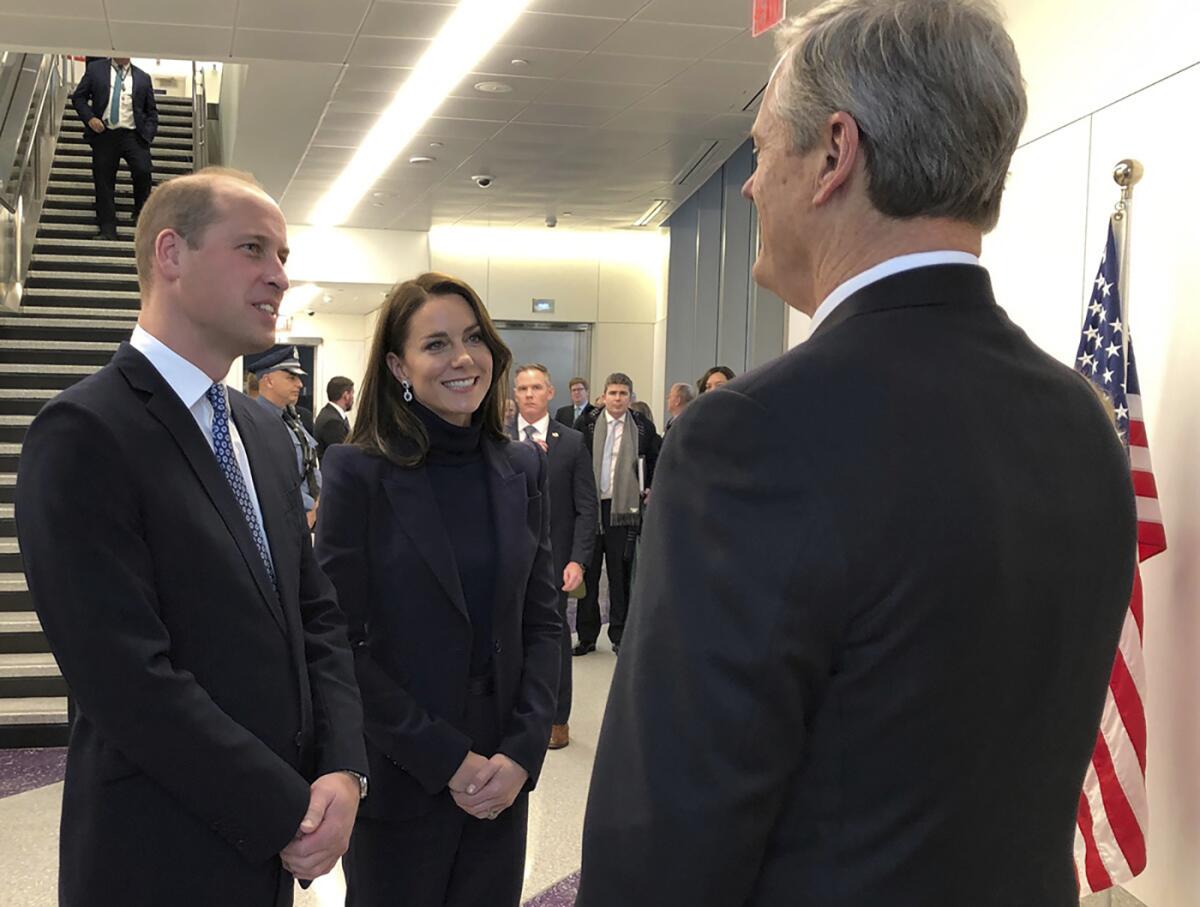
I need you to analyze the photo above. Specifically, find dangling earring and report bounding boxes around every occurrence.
[401,379,413,403]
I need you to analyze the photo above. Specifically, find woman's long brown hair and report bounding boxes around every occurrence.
[348,272,512,467]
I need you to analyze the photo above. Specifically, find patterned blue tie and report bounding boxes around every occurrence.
[109,67,124,124]
[205,384,276,586]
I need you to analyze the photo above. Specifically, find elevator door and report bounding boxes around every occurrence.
[495,322,591,397]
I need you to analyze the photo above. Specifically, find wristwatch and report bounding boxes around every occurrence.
[341,770,368,800]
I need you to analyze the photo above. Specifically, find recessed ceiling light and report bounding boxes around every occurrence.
[371,191,388,198]
[309,0,534,226]
[409,155,437,164]
[429,141,444,148]
[474,80,513,94]
[371,201,385,207]
[510,58,529,67]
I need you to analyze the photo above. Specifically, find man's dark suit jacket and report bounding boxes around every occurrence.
[314,438,561,821]
[70,59,158,145]
[15,344,367,907]
[314,401,349,461]
[555,402,595,429]
[577,265,1138,906]
[511,420,598,576]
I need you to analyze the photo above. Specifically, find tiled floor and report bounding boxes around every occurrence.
[0,639,618,907]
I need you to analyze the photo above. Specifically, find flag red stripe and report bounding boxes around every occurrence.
[1138,523,1167,561]
[1129,566,1144,638]
[1091,729,1148,875]
[1127,420,1148,447]
[1131,471,1159,499]
[1076,778,1113,894]
[1108,650,1147,774]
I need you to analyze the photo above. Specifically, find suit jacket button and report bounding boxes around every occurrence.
[294,732,303,747]
[493,640,502,654]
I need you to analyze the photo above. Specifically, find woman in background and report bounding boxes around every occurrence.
[316,272,560,907]
[697,365,736,394]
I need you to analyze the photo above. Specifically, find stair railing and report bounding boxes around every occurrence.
[0,53,70,310]
[192,61,209,172]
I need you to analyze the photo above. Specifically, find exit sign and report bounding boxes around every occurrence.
[752,0,786,37]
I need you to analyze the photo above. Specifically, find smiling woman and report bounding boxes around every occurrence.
[315,271,561,907]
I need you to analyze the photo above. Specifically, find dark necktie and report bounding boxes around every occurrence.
[206,384,276,585]
[523,425,538,443]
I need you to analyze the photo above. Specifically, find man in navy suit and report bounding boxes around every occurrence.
[578,1,1137,904]
[16,167,366,906]
[512,364,597,749]
[70,56,158,240]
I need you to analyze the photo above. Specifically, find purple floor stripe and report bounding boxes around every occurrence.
[524,871,579,907]
[0,747,67,799]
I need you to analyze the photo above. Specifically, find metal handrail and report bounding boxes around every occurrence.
[192,61,208,171]
[0,55,56,214]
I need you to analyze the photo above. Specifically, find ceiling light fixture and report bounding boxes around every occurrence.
[309,0,533,226]
[409,155,437,164]
[473,80,513,93]
[633,199,670,228]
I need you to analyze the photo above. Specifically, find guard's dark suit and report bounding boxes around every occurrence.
[314,401,350,461]
[16,343,367,907]
[577,265,1138,906]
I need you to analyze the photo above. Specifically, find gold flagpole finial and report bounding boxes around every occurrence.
[1112,159,1143,220]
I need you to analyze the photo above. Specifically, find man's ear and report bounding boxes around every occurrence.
[812,111,863,207]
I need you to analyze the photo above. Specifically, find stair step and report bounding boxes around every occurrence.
[0,573,27,592]
[25,271,139,288]
[0,340,119,352]
[0,696,68,726]
[0,417,32,427]
[0,504,12,518]
[0,390,57,399]
[0,654,59,678]
[17,307,137,320]
[53,157,191,172]
[30,255,137,270]
[0,317,136,331]
[0,364,98,375]
[24,287,139,301]
[33,237,135,253]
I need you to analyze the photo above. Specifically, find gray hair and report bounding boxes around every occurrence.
[669,382,695,404]
[772,0,1027,231]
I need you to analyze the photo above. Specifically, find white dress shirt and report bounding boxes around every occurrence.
[600,411,626,500]
[808,251,981,335]
[104,61,136,131]
[129,326,273,563]
[517,413,551,444]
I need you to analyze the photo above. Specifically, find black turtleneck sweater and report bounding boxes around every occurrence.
[412,402,497,677]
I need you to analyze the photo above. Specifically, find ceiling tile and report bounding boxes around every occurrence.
[501,12,624,52]
[514,104,619,127]
[360,2,454,38]
[417,117,505,140]
[635,60,769,114]
[233,29,353,64]
[564,52,691,86]
[596,20,742,59]
[634,0,749,28]
[602,107,717,134]
[327,92,395,115]
[336,66,410,93]
[706,28,780,64]
[532,80,652,108]
[107,0,237,26]
[473,45,587,80]
[347,35,431,68]
[528,0,645,16]
[311,125,369,147]
[0,0,103,15]
[236,0,371,34]
[433,96,529,123]
[0,13,110,49]
[450,73,553,104]
[109,22,233,58]
[319,110,382,132]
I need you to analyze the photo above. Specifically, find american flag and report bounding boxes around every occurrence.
[1072,217,1167,894]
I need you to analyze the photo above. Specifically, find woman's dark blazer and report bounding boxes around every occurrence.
[315,436,561,820]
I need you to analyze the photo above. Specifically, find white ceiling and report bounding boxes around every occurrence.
[0,0,796,230]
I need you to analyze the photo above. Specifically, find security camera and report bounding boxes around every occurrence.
[545,215,557,228]
[305,309,315,317]
[471,174,494,188]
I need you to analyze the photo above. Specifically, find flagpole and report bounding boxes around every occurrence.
[1111,159,1143,363]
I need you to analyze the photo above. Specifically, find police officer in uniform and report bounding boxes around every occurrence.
[251,347,322,528]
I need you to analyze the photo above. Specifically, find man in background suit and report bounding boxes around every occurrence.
[16,167,367,906]
[578,2,1137,905]
[512,363,597,749]
[70,56,158,240]
[314,375,354,461]
[555,375,597,428]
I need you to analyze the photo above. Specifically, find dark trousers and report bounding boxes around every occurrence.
[91,127,152,228]
[577,499,633,647]
[343,690,529,907]
[554,589,572,724]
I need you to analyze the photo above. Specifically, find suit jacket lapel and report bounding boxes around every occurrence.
[116,346,288,636]
[382,467,469,621]
[484,439,527,617]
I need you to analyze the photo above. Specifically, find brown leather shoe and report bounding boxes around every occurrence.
[548,724,570,750]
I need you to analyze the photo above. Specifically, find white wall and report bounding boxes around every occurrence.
[429,226,669,417]
[287,226,429,286]
[278,312,370,425]
[985,2,1200,901]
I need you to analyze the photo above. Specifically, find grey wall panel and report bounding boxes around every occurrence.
[665,138,786,408]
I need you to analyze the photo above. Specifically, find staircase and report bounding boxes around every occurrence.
[0,93,195,747]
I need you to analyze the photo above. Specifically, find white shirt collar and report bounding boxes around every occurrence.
[517,413,551,438]
[129,325,219,410]
[112,60,131,77]
[808,251,981,335]
[605,409,625,427]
